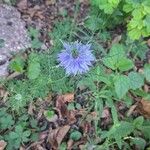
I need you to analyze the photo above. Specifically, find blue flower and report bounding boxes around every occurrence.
[58,41,95,75]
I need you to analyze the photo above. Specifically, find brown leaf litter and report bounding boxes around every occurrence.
[137,99,150,118]
[48,125,70,149]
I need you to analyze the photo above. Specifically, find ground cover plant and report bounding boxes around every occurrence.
[0,0,150,150]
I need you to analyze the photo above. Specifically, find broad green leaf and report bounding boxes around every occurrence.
[114,121,134,148]
[133,116,144,129]
[77,77,96,90]
[27,62,41,80]
[90,65,112,85]
[128,19,143,30]
[128,72,144,90]
[128,28,141,40]
[144,64,150,82]
[105,121,134,148]
[114,75,130,99]
[109,44,125,57]
[144,15,150,32]
[132,8,144,19]
[117,58,134,71]
[123,4,133,12]
[143,5,150,14]
[140,126,150,139]
[103,44,125,70]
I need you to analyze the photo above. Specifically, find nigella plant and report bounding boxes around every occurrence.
[58,41,95,75]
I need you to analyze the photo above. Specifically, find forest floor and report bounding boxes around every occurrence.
[0,0,150,150]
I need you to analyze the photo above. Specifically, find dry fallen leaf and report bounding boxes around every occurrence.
[7,72,22,80]
[56,96,76,124]
[35,144,45,150]
[67,139,74,150]
[127,104,137,117]
[108,35,122,49]
[26,141,44,150]
[45,0,56,5]
[0,140,7,150]
[48,125,70,149]
[39,131,48,141]
[62,93,74,103]
[101,108,110,118]
[79,0,89,4]
[19,146,25,150]
[28,102,35,115]
[137,99,150,118]
[56,95,68,119]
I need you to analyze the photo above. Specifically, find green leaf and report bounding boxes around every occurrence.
[22,130,31,142]
[131,137,146,150]
[9,57,25,72]
[128,28,142,40]
[59,142,67,150]
[31,133,39,142]
[117,58,134,71]
[44,110,55,121]
[23,130,31,137]
[132,9,144,20]
[114,75,130,99]
[128,72,144,90]
[94,0,120,14]
[77,77,96,91]
[103,44,125,70]
[144,64,150,82]
[0,114,14,129]
[27,62,41,80]
[75,103,82,109]
[15,125,23,133]
[85,16,103,31]
[140,126,150,139]
[70,131,82,141]
[103,121,134,148]
[144,15,150,32]
[9,132,19,139]
[67,103,75,110]
[123,4,133,12]
[28,27,39,38]
[28,27,42,49]
[133,116,144,129]
[31,38,42,49]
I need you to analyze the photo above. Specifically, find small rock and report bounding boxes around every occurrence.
[0,4,30,77]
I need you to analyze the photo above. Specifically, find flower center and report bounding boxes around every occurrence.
[72,49,79,58]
